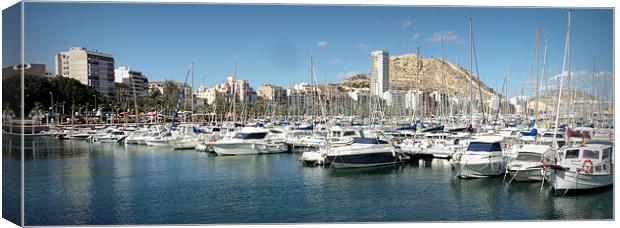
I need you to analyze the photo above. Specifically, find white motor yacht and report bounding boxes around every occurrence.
[144,132,175,147]
[211,127,288,156]
[499,127,520,140]
[506,144,553,182]
[324,132,408,168]
[92,129,127,143]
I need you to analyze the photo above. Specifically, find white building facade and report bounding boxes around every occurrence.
[114,66,149,97]
[369,50,389,96]
[55,47,116,98]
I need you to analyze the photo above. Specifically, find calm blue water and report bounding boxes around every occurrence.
[2,136,613,225]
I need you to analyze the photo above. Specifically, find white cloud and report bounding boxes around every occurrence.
[412,33,420,40]
[427,31,458,42]
[330,58,342,63]
[317,41,329,47]
[594,71,613,77]
[357,42,369,49]
[547,70,613,86]
[400,19,412,28]
[550,70,588,81]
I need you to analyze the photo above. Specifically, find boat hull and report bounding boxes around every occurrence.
[326,152,405,168]
[450,156,505,178]
[172,140,198,150]
[144,139,173,147]
[299,151,328,166]
[69,134,91,140]
[549,169,613,196]
[93,137,124,143]
[507,168,543,182]
[212,142,287,156]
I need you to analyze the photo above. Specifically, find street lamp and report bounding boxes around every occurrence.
[93,95,98,124]
[62,101,65,124]
[49,91,54,125]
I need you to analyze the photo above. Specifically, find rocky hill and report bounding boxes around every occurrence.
[341,74,369,88]
[343,54,499,98]
[529,89,596,103]
[527,89,599,112]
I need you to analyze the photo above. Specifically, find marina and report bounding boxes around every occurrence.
[1,2,615,226]
[2,135,613,225]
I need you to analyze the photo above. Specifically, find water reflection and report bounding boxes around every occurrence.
[4,136,612,225]
[328,165,404,177]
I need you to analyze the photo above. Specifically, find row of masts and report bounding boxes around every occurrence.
[148,11,610,127]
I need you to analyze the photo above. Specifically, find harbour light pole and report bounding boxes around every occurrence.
[49,91,54,125]
[93,95,98,124]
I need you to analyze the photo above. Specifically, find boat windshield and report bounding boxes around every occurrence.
[467,142,502,152]
[564,149,580,159]
[516,153,542,162]
[234,132,267,139]
[352,137,388,144]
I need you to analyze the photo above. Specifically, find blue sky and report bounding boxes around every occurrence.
[15,3,614,98]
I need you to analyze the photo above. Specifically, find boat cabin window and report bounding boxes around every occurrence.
[595,166,602,172]
[543,133,562,138]
[602,148,611,160]
[467,142,502,152]
[212,128,221,132]
[582,150,599,159]
[331,131,341,136]
[564,149,580,159]
[343,131,356,136]
[516,153,542,162]
[234,132,267,139]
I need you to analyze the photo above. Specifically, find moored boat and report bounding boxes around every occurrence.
[325,132,408,168]
[211,127,288,156]
[547,143,613,196]
[506,144,553,182]
[450,135,505,178]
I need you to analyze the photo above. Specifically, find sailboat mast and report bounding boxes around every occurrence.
[543,35,549,116]
[190,61,194,124]
[521,80,525,116]
[504,67,510,115]
[591,56,596,119]
[566,11,573,121]
[468,16,474,125]
[413,47,421,125]
[232,59,237,122]
[440,37,450,120]
[535,26,541,125]
[553,10,571,148]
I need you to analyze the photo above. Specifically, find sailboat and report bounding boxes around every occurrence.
[545,10,614,196]
[449,16,506,178]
